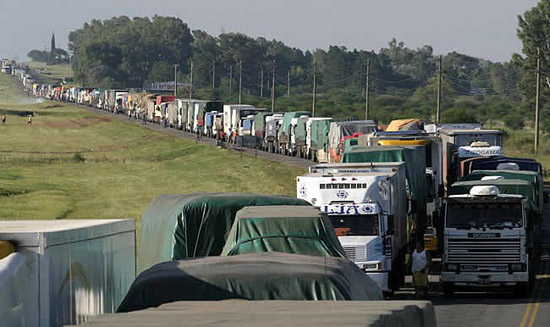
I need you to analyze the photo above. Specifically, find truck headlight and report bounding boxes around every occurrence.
[446,264,458,272]
[509,264,525,272]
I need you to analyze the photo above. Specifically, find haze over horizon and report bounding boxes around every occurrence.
[0,0,539,63]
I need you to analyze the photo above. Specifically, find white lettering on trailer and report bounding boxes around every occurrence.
[321,204,379,215]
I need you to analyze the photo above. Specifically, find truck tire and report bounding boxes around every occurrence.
[442,282,455,297]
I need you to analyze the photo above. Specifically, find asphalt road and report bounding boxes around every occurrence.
[393,201,550,327]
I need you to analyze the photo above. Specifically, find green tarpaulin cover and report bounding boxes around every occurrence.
[118,252,383,312]
[450,180,536,205]
[341,146,427,230]
[253,112,273,137]
[461,170,543,214]
[221,206,346,258]
[343,138,359,154]
[278,111,310,142]
[294,116,308,144]
[310,119,332,150]
[139,193,310,272]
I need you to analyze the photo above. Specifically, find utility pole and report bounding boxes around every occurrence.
[260,69,264,98]
[287,69,291,97]
[238,60,243,104]
[212,60,215,89]
[189,60,194,99]
[312,62,317,117]
[229,65,233,96]
[365,60,370,120]
[535,47,541,156]
[173,64,178,97]
[271,60,276,112]
[436,55,442,124]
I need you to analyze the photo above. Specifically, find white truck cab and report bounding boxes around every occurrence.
[297,163,408,293]
[441,186,532,296]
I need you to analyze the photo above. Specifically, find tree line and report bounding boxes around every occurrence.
[64,12,543,127]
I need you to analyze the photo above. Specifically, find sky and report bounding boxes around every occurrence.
[0,0,539,63]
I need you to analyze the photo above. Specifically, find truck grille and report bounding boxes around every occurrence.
[343,246,366,261]
[447,238,521,263]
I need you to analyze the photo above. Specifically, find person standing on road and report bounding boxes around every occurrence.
[412,240,431,299]
[27,115,32,126]
[1,115,5,124]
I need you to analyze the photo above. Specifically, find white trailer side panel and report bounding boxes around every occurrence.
[0,219,136,327]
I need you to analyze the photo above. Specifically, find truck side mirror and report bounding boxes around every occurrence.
[387,215,395,235]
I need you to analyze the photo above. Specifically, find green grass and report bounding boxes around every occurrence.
[0,73,305,230]
[22,62,74,85]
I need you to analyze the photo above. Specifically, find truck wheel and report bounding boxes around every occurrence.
[442,283,455,297]
[514,282,530,298]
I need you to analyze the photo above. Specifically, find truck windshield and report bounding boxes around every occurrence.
[329,214,378,236]
[446,202,523,229]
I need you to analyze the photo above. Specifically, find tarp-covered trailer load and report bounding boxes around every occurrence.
[329,120,377,163]
[254,112,275,149]
[221,206,346,257]
[138,193,311,272]
[278,111,310,154]
[461,156,542,176]
[307,118,332,162]
[73,300,436,327]
[290,116,309,157]
[386,119,424,132]
[253,112,273,140]
[142,94,157,121]
[342,145,428,234]
[461,170,543,215]
[166,101,178,127]
[0,219,136,327]
[264,113,284,152]
[118,252,383,313]
[449,179,536,204]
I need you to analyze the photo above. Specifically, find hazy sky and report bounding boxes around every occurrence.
[0,0,539,62]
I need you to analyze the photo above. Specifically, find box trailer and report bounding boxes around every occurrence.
[0,219,136,327]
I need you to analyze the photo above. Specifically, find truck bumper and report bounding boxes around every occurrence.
[441,271,528,287]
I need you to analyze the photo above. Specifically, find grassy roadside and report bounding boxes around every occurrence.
[0,73,305,229]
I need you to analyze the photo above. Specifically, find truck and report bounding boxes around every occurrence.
[297,162,409,293]
[341,145,428,238]
[193,101,223,134]
[264,113,284,152]
[222,104,255,140]
[438,128,503,189]
[253,112,274,150]
[441,180,539,296]
[290,115,310,157]
[1,58,13,74]
[278,111,310,155]
[306,118,332,162]
[364,129,444,252]
[328,120,377,163]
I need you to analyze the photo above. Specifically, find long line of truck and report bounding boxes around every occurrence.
[298,121,543,297]
[6,62,545,297]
